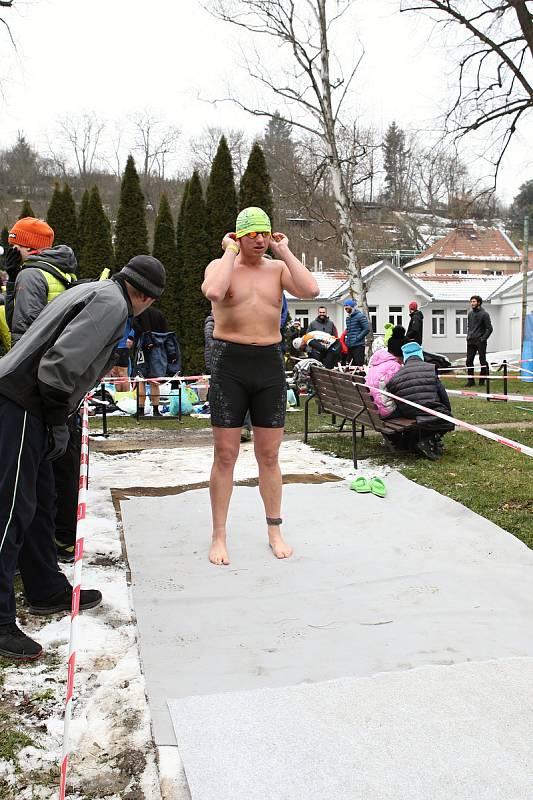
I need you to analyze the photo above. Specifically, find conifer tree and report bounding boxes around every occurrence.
[152,194,178,334]
[78,189,90,257]
[206,136,237,261]
[383,121,409,208]
[180,171,210,373]
[239,142,274,223]
[46,182,63,238]
[174,181,189,345]
[60,183,79,255]
[46,182,78,253]
[19,199,35,219]
[114,154,148,269]
[79,186,113,280]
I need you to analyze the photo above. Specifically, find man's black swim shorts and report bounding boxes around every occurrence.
[209,340,286,428]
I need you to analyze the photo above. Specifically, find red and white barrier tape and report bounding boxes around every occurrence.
[447,389,533,402]
[507,362,533,376]
[374,386,533,457]
[59,399,90,800]
[102,374,208,384]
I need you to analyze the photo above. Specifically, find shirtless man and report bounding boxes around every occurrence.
[201,207,319,565]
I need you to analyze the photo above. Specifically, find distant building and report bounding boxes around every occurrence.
[403,224,521,276]
[285,260,532,358]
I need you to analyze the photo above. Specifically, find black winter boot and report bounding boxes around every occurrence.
[0,623,42,660]
[28,586,102,616]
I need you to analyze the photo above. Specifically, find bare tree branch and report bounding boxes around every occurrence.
[400,1,533,181]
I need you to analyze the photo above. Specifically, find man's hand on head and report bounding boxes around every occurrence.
[221,233,239,254]
[270,232,289,256]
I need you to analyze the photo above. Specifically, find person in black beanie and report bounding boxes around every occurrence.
[0,255,165,660]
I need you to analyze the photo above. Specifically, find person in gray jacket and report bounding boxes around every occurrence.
[8,244,78,345]
[465,295,493,386]
[0,255,165,660]
[307,306,338,337]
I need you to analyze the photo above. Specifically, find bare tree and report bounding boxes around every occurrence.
[51,113,106,184]
[100,120,127,179]
[189,125,249,180]
[130,111,180,180]
[400,1,533,180]
[209,0,370,312]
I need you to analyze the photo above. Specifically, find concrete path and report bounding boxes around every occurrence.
[116,443,533,798]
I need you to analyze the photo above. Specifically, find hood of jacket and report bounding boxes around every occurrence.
[368,347,400,369]
[25,245,78,275]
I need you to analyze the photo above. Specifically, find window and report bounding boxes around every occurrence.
[432,309,445,336]
[368,305,377,333]
[388,305,403,326]
[295,308,309,331]
[453,269,468,275]
[455,309,467,336]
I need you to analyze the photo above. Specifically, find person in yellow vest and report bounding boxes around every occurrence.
[6,217,77,345]
[0,288,11,356]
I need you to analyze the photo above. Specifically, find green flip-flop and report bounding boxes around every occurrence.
[370,477,387,498]
[350,476,372,493]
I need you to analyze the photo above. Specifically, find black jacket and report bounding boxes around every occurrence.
[386,357,450,419]
[133,306,168,338]
[406,310,424,345]
[467,307,493,343]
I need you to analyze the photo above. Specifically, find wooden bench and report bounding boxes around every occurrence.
[304,366,417,467]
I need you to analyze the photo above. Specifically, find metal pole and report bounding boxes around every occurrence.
[503,360,508,400]
[521,216,529,359]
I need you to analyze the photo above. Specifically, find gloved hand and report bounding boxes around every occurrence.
[5,247,22,281]
[45,424,69,461]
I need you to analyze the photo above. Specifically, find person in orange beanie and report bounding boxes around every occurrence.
[5,217,79,345]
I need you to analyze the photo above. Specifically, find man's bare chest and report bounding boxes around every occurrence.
[224,266,281,307]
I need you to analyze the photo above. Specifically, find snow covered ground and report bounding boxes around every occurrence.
[0,439,362,800]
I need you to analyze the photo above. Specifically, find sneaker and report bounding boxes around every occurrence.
[240,427,252,443]
[28,586,102,616]
[0,623,43,661]
[152,408,163,417]
[55,538,75,563]
[414,439,439,461]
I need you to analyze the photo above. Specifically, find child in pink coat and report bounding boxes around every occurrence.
[365,326,407,417]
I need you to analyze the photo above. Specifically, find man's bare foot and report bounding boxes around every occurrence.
[268,526,293,559]
[209,537,230,566]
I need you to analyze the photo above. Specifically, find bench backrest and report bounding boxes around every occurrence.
[310,366,373,423]
[354,382,390,428]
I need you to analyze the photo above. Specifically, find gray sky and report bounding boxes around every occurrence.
[1,0,531,203]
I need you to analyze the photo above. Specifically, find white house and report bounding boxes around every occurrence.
[285,261,533,358]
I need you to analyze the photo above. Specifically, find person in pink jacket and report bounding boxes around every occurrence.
[365,326,407,417]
